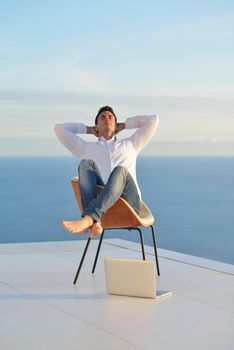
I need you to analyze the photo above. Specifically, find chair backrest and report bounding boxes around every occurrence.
[71,177,154,228]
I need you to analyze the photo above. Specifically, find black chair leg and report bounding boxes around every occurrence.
[73,237,91,284]
[138,228,146,260]
[150,225,160,276]
[129,227,146,260]
[92,230,105,273]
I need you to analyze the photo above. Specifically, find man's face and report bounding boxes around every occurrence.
[96,111,116,135]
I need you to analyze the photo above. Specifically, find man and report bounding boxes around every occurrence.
[54,106,159,238]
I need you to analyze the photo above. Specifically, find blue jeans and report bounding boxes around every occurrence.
[78,159,140,223]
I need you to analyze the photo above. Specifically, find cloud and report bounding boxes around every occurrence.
[0,61,112,95]
[0,88,233,113]
[59,67,108,93]
[146,13,234,43]
[0,65,42,78]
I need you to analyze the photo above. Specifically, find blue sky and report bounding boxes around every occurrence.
[0,0,234,156]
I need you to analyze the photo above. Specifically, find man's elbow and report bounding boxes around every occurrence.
[54,124,61,134]
[54,124,64,139]
[151,114,159,127]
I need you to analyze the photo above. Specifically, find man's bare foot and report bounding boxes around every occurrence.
[90,222,103,238]
[61,215,93,234]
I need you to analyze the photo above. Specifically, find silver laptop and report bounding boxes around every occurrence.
[104,258,172,299]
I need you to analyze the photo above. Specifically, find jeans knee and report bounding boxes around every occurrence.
[113,166,128,177]
[78,159,95,171]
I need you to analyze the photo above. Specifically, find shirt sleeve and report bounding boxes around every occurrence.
[54,123,87,157]
[125,115,159,152]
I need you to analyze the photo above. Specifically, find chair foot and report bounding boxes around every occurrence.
[73,237,91,284]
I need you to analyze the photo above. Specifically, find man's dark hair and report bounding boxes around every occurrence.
[95,106,117,125]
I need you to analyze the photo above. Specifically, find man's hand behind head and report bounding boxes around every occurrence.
[116,123,125,134]
[87,126,99,138]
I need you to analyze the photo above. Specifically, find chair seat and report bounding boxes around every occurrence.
[100,197,154,228]
[71,177,154,229]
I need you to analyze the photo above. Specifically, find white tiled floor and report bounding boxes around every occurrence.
[0,239,233,350]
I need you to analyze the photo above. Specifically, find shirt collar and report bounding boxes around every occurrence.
[98,135,117,143]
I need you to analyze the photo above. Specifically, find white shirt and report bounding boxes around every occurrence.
[54,115,159,198]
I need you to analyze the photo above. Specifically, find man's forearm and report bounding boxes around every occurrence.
[54,122,87,135]
[125,115,158,129]
[54,122,86,156]
[125,115,159,152]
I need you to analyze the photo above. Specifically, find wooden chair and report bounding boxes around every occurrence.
[71,177,160,284]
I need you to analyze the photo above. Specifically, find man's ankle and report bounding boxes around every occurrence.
[83,215,94,225]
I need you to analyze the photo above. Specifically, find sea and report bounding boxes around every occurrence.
[1,156,234,265]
